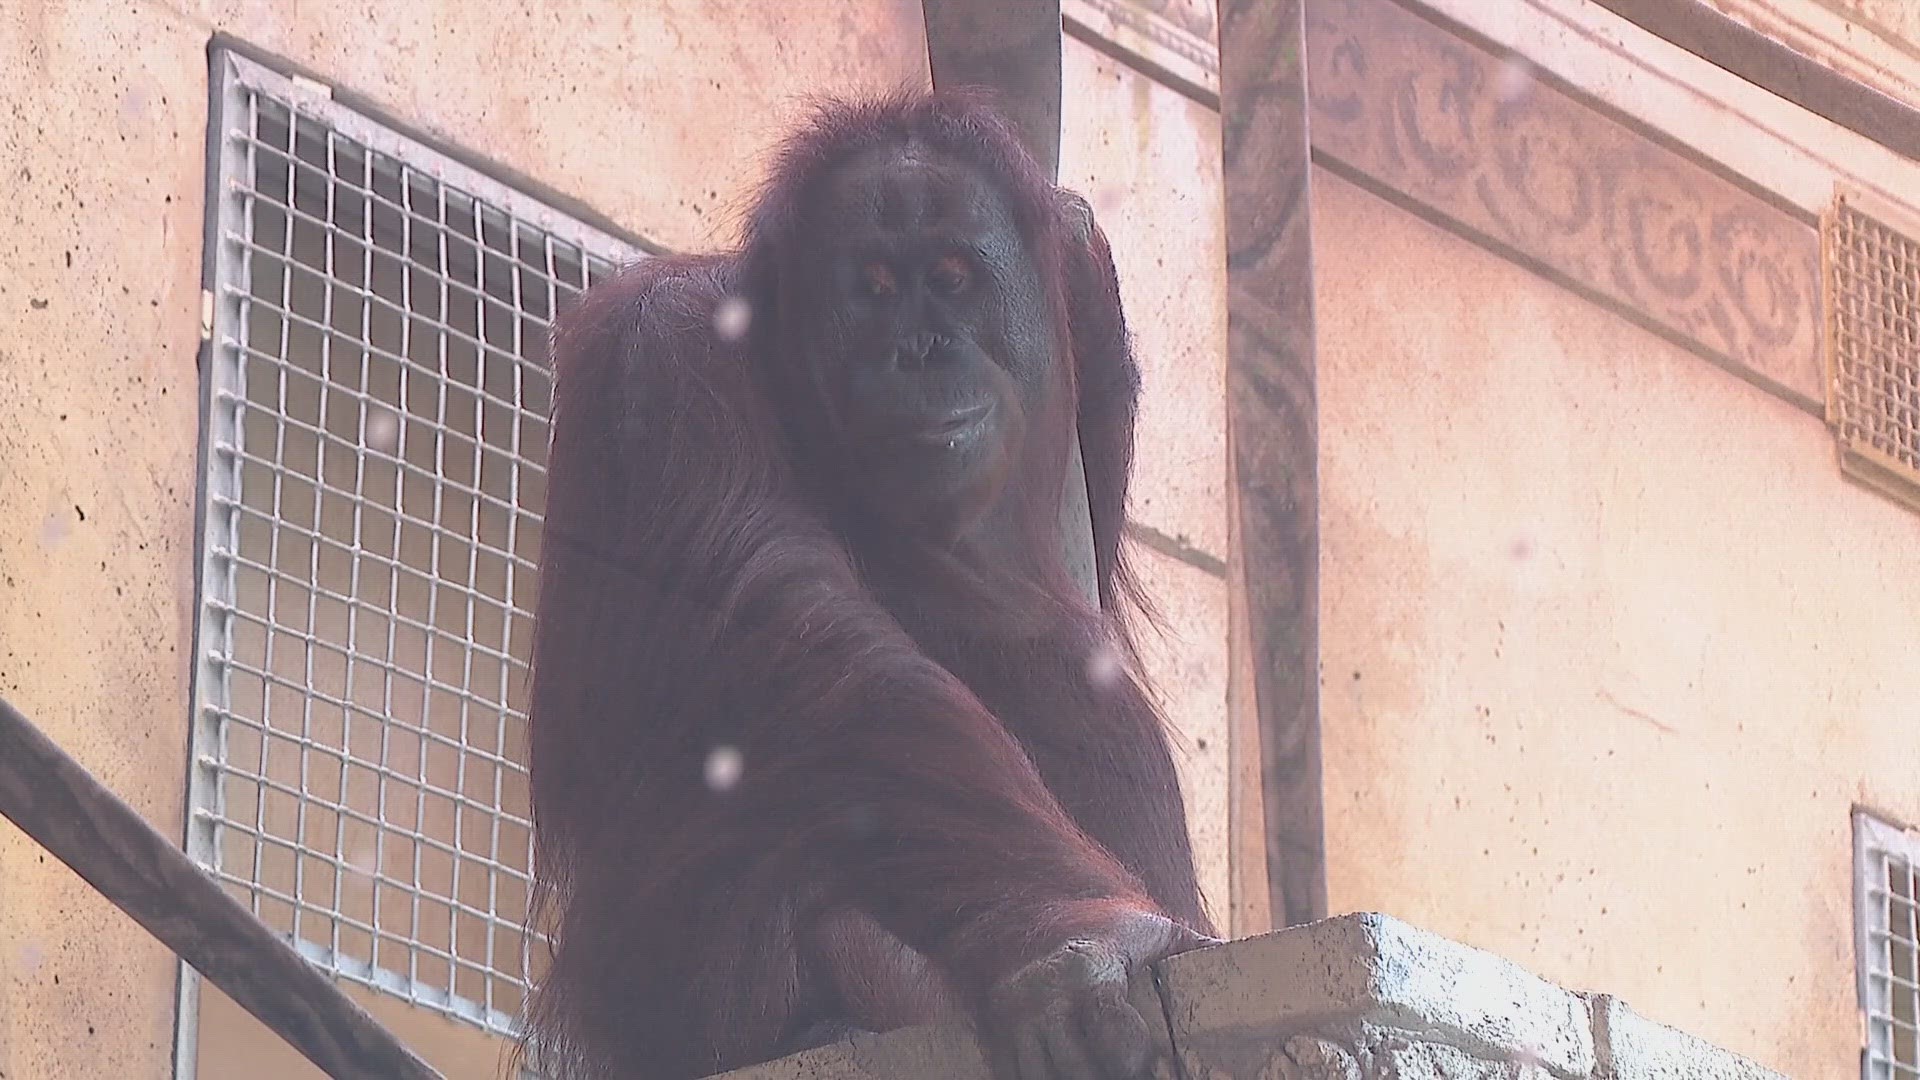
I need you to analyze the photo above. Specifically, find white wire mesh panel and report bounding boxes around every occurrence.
[189,51,641,1038]
[1826,189,1920,513]
[1858,812,1920,1080]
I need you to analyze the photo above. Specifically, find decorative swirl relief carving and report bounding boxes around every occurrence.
[1304,0,1824,406]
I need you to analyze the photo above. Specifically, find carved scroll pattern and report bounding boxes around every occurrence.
[1305,0,1825,407]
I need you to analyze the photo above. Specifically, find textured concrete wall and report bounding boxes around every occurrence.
[1313,167,1920,1079]
[0,4,217,1077]
[717,914,1781,1080]
[0,2,1229,1077]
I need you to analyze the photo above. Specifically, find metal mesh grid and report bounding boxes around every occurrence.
[1858,813,1920,1080]
[1827,191,1920,509]
[189,52,638,1037]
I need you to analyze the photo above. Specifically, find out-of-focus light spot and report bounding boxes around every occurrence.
[340,835,379,901]
[706,745,744,793]
[344,836,379,877]
[39,509,69,548]
[1496,54,1535,106]
[714,296,752,343]
[843,804,879,839]
[1087,641,1125,687]
[366,409,400,454]
[1506,528,1553,597]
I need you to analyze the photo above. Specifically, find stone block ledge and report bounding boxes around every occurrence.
[719,913,1782,1080]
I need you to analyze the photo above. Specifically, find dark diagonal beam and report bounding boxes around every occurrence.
[0,696,443,1080]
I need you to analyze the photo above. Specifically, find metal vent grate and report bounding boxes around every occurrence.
[1857,811,1920,1080]
[1826,188,1920,512]
[188,50,641,1040]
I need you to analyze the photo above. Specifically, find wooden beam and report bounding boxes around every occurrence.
[921,0,1106,605]
[0,695,443,1080]
[921,0,1064,176]
[1218,0,1326,928]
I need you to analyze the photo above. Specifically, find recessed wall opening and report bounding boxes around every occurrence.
[186,47,641,1053]
[1856,810,1920,1080]
[1826,188,1920,514]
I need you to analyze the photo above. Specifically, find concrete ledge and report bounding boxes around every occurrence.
[1588,996,1783,1080]
[717,914,1782,1080]
[1158,912,1594,1077]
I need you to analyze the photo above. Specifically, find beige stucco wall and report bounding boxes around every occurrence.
[1060,42,1232,930]
[1313,167,1920,1080]
[0,3,213,1076]
[0,2,1229,1078]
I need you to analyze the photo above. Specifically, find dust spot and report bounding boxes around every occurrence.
[1086,641,1125,687]
[1495,54,1535,106]
[118,85,148,122]
[39,509,70,548]
[842,804,878,838]
[705,745,743,792]
[365,409,400,454]
[713,296,752,343]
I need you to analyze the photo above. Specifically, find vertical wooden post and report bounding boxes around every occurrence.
[1218,0,1326,929]
[920,0,1063,177]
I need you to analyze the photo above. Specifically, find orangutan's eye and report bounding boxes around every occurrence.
[860,261,897,298]
[929,254,973,297]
